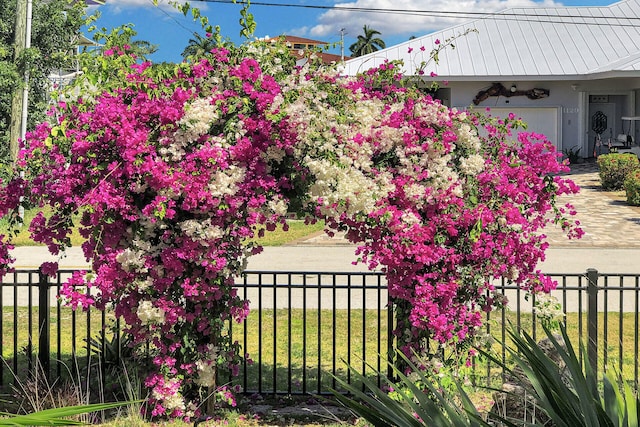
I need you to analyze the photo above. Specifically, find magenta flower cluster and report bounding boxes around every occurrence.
[0,40,582,417]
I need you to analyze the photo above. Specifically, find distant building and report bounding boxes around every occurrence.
[48,34,98,89]
[341,0,640,159]
[264,35,349,65]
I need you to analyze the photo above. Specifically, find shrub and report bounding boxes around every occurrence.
[597,153,640,190]
[624,169,640,206]
[562,145,581,164]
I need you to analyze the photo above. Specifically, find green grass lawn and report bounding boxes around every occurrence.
[232,309,640,393]
[3,306,637,391]
[474,311,640,389]
[250,220,326,246]
[93,411,362,427]
[0,207,326,247]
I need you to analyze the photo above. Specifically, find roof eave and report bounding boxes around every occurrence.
[418,71,640,82]
[582,70,640,80]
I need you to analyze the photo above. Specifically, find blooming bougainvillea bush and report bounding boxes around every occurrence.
[0,36,582,418]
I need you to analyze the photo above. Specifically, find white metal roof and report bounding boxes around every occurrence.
[341,0,640,80]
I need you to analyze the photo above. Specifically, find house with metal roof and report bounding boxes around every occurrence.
[341,0,640,159]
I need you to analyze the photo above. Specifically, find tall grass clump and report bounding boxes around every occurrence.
[2,341,143,425]
[332,322,640,426]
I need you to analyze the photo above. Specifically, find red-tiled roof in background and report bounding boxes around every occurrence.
[264,35,327,45]
[264,35,351,64]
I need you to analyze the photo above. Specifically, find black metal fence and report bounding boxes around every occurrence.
[0,268,639,394]
[0,269,109,387]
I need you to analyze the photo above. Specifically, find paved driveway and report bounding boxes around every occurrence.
[544,162,640,248]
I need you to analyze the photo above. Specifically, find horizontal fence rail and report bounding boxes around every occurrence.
[0,268,639,394]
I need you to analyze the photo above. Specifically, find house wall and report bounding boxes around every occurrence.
[449,81,577,153]
[447,78,640,157]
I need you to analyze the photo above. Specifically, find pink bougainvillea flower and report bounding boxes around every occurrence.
[0,36,582,418]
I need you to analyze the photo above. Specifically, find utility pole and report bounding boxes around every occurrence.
[9,0,29,164]
[10,0,31,223]
[21,0,33,142]
[340,28,346,62]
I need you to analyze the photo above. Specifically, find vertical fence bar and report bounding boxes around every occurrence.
[561,275,568,316]
[603,276,609,371]
[86,287,92,370]
[56,278,62,379]
[361,275,366,391]
[332,274,337,391]
[317,274,322,395]
[484,301,491,387]
[28,273,33,374]
[501,281,507,384]
[377,274,382,389]
[387,299,394,380]
[531,290,537,340]
[13,273,18,386]
[273,273,277,393]
[287,273,292,395]
[37,269,50,380]
[0,274,4,385]
[587,268,599,372]
[257,273,263,394]
[302,274,307,394]
[578,275,585,365]
[635,277,639,389]
[101,305,107,379]
[71,299,77,366]
[619,277,624,375]
[516,284,522,332]
[346,275,351,386]
[115,317,121,368]
[13,277,18,385]
[242,273,249,393]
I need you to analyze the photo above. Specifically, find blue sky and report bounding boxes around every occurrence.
[87,0,618,63]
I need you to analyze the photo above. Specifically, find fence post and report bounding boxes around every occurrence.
[387,299,395,380]
[586,268,598,372]
[38,269,50,380]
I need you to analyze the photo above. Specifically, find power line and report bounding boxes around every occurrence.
[148,0,202,37]
[192,0,640,28]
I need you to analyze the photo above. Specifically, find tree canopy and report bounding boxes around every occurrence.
[181,32,219,59]
[0,0,86,169]
[349,25,386,57]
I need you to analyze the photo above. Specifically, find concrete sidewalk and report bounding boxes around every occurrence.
[8,245,640,275]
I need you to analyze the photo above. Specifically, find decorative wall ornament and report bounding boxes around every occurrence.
[473,82,550,105]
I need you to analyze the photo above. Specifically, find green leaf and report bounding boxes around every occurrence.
[469,218,482,242]
[0,401,141,426]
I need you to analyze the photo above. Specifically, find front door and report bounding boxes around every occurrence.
[588,102,616,157]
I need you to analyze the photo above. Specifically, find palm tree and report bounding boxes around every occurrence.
[128,40,159,57]
[349,25,386,57]
[181,32,218,59]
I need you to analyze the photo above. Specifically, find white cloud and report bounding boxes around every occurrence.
[102,0,199,14]
[289,25,312,35]
[309,0,563,39]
